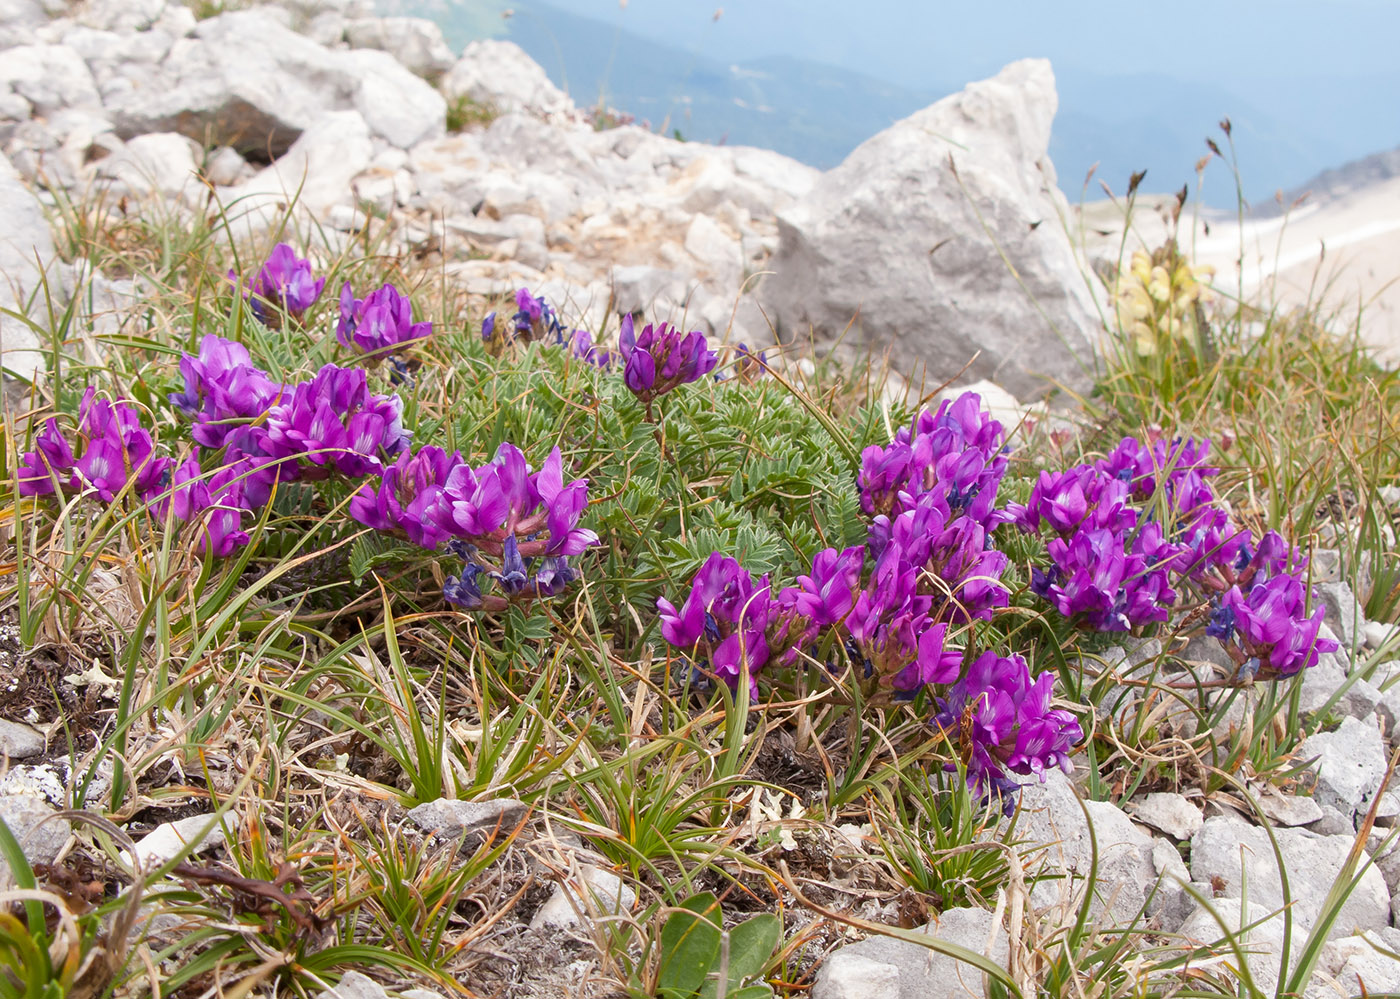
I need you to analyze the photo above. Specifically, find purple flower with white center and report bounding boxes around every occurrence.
[336,282,432,360]
[617,316,719,403]
[934,651,1082,813]
[231,243,325,327]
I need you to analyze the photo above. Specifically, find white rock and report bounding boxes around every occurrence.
[759,59,1101,398]
[1318,580,1364,649]
[1190,814,1390,936]
[810,953,901,999]
[811,907,1007,999]
[1013,770,1158,926]
[1178,899,1289,991]
[204,145,251,186]
[443,40,574,119]
[124,813,233,868]
[1126,792,1203,840]
[0,43,100,115]
[1253,786,1324,827]
[529,865,636,929]
[321,970,390,999]
[406,797,528,840]
[1322,933,1400,995]
[96,132,201,198]
[344,48,445,150]
[108,9,443,156]
[343,16,453,80]
[0,719,44,759]
[227,110,373,223]
[0,0,47,48]
[1301,715,1387,820]
[611,265,692,317]
[0,793,68,886]
[0,150,59,377]
[75,0,166,31]
[684,212,743,288]
[1364,620,1399,652]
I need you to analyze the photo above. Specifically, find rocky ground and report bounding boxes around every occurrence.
[2,1,1400,996]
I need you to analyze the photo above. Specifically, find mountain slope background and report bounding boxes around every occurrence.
[389,0,1400,207]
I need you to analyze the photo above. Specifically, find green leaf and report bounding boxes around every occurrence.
[723,913,780,982]
[349,533,422,582]
[657,893,722,997]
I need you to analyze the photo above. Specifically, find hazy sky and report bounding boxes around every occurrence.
[546,0,1400,94]
[508,0,1400,197]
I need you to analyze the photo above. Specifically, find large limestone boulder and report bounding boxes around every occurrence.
[224,109,373,224]
[344,16,454,80]
[759,59,1101,399]
[0,150,57,378]
[107,9,444,155]
[443,39,575,119]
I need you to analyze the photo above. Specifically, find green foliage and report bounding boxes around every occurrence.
[655,893,781,999]
[445,93,499,132]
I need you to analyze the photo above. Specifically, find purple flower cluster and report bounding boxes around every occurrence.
[482,289,613,369]
[860,393,1009,526]
[230,243,325,327]
[934,651,1083,812]
[17,389,171,503]
[164,335,412,553]
[350,442,598,609]
[652,390,1085,809]
[337,282,432,359]
[618,316,718,402]
[1016,436,1335,678]
[17,389,267,557]
[1011,437,1226,631]
[1204,531,1336,679]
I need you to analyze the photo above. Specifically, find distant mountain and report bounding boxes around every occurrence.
[384,0,1400,206]
[1248,145,1400,216]
[403,0,939,168]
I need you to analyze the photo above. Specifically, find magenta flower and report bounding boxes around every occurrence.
[16,419,79,496]
[617,316,718,403]
[231,243,325,326]
[935,651,1082,812]
[336,282,432,359]
[257,364,410,479]
[1213,575,1338,679]
[657,552,772,694]
[169,335,287,450]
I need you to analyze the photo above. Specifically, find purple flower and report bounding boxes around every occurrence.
[350,443,598,560]
[657,552,772,694]
[169,335,287,450]
[257,364,410,479]
[617,316,718,402]
[1215,575,1338,679]
[935,651,1082,811]
[231,243,325,326]
[570,329,613,368]
[336,282,432,359]
[859,392,1009,529]
[441,534,581,612]
[16,419,78,496]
